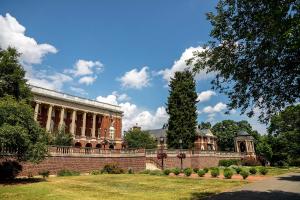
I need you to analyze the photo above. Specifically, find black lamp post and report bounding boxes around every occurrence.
[157,136,167,170]
[177,139,186,170]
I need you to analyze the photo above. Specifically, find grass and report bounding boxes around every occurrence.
[0,174,247,200]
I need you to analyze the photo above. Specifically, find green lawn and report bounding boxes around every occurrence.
[0,174,246,200]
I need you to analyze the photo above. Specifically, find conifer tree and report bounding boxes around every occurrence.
[166,70,197,149]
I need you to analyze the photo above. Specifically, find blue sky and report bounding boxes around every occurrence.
[0,0,267,133]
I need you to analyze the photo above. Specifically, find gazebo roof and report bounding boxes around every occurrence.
[237,130,250,136]
[196,128,216,137]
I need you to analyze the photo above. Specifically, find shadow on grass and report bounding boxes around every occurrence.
[0,178,46,185]
[277,175,300,182]
[195,190,300,200]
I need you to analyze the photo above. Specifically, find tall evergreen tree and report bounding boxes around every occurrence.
[166,70,197,149]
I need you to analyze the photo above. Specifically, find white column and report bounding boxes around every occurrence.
[34,102,40,121]
[70,110,76,136]
[92,113,96,138]
[46,105,53,132]
[81,112,86,137]
[59,107,65,130]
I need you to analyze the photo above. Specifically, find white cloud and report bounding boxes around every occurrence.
[96,94,118,105]
[28,72,72,90]
[78,76,97,85]
[65,59,103,77]
[118,66,150,89]
[0,13,57,64]
[203,102,227,114]
[70,86,88,95]
[158,46,214,83]
[197,90,216,102]
[112,91,131,102]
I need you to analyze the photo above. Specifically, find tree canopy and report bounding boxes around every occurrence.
[124,129,157,149]
[189,0,300,123]
[166,70,198,149]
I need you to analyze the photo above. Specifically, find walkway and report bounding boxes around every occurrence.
[204,172,300,200]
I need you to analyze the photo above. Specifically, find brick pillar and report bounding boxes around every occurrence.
[46,104,53,132]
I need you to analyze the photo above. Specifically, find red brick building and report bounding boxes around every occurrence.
[30,85,123,149]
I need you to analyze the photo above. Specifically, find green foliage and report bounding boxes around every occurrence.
[198,122,211,129]
[197,169,206,177]
[223,169,233,179]
[241,157,261,166]
[218,159,240,167]
[259,167,268,175]
[90,170,101,175]
[139,169,151,174]
[193,168,199,173]
[0,47,31,101]
[124,129,157,149]
[172,167,181,175]
[234,167,242,174]
[190,1,300,123]
[268,105,300,166]
[101,163,124,174]
[38,170,50,178]
[128,168,134,174]
[210,168,220,177]
[0,160,22,180]
[240,170,249,180]
[163,169,171,175]
[203,167,209,173]
[255,135,273,162]
[249,167,257,175]
[0,96,49,163]
[183,168,193,176]
[52,127,73,146]
[149,170,163,176]
[57,169,80,176]
[166,71,197,149]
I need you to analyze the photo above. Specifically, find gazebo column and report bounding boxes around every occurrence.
[81,112,86,138]
[34,102,40,121]
[46,104,53,132]
[92,113,96,139]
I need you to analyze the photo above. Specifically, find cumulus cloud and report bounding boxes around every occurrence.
[78,76,97,85]
[197,90,216,103]
[96,92,168,131]
[65,59,103,77]
[70,86,88,96]
[118,66,150,89]
[0,13,57,64]
[158,46,214,83]
[202,102,227,114]
[28,72,73,90]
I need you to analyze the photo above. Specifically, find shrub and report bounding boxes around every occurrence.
[240,170,249,179]
[197,169,206,177]
[211,168,220,178]
[27,172,33,178]
[101,163,124,174]
[38,170,50,178]
[90,170,101,175]
[183,168,193,177]
[0,160,22,180]
[241,157,261,166]
[289,158,300,166]
[249,167,257,175]
[149,170,163,176]
[57,169,80,176]
[223,169,233,179]
[163,169,171,175]
[219,159,240,167]
[128,168,134,174]
[139,169,150,174]
[259,167,268,175]
[193,168,199,173]
[235,167,242,174]
[172,167,181,175]
[203,167,209,173]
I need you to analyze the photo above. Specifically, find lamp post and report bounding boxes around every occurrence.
[157,136,167,170]
[177,139,186,171]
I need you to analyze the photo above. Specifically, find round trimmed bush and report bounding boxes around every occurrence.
[249,167,257,175]
[223,169,233,179]
[163,169,171,175]
[259,167,268,175]
[211,168,220,178]
[235,167,242,174]
[172,167,181,175]
[193,168,199,173]
[197,169,206,177]
[183,168,193,177]
[203,167,209,173]
[240,170,249,179]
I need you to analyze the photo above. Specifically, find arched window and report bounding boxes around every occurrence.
[75,142,82,148]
